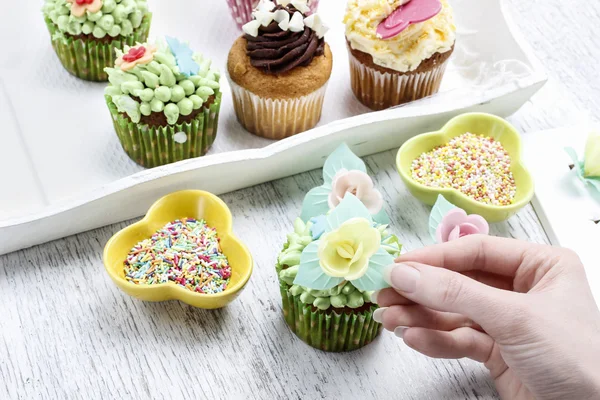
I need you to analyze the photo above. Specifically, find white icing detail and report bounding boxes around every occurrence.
[273,9,291,31]
[255,0,276,12]
[288,11,305,32]
[173,132,187,144]
[304,14,328,39]
[242,20,262,37]
[254,10,276,27]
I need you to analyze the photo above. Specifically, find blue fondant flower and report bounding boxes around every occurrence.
[301,143,390,224]
[294,194,395,291]
[166,36,200,77]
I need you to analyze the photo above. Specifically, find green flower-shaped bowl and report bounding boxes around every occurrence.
[103,190,253,309]
[396,113,534,223]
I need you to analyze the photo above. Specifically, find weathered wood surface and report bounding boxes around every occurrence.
[1,0,599,398]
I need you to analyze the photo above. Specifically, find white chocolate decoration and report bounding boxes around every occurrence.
[288,11,305,32]
[254,10,276,27]
[273,9,291,30]
[256,0,276,12]
[242,20,262,37]
[304,14,328,39]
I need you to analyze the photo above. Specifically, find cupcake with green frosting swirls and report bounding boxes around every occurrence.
[104,38,222,167]
[276,144,402,352]
[42,0,152,81]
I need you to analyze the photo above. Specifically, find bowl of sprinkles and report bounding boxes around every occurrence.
[396,113,534,222]
[103,190,253,309]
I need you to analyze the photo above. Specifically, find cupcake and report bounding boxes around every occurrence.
[104,38,222,168]
[276,144,401,351]
[42,0,152,81]
[344,0,456,110]
[226,0,319,30]
[227,0,332,140]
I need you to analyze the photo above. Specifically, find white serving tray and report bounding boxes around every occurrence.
[0,0,546,255]
[523,125,600,304]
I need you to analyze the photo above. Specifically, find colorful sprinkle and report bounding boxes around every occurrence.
[411,133,517,206]
[124,218,232,294]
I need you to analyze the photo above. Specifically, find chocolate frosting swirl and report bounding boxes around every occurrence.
[245,5,325,74]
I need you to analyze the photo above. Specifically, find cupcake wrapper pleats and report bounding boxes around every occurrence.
[106,92,222,168]
[44,14,152,82]
[228,78,327,140]
[349,49,450,111]
[279,281,382,352]
[226,0,320,29]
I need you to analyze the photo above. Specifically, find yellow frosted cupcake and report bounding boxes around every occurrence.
[344,0,456,110]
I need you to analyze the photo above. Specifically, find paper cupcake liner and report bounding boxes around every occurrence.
[105,92,222,168]
[279,281,382,352]
[44,14,152,82]
[225,0,320,29]
[228,77,327,140]
[349,50,449,111]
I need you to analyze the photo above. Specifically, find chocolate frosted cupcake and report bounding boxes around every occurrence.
[227,0,332,140]
[344,0,455,110]
[42,0,152,81]
[104,38,222,168]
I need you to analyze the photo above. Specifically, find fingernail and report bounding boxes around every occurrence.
[372,307,387,323]
[370,290,380,304]
[384,263,420,293]
[394,326,409,339]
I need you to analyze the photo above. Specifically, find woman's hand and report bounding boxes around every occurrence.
[372,235,600,400]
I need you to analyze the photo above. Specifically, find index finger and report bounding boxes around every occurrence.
[398,235,539,277]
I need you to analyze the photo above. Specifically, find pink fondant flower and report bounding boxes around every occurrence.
[328,169,383,215]
[436,208,489,243]
[116,45,157,71]
[67,0,103,18]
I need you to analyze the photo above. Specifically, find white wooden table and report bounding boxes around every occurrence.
[2,1,599,398]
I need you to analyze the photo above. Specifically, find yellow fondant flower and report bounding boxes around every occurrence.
[584,131,600,178]
[317,218,381,281]
[66,0,103,18]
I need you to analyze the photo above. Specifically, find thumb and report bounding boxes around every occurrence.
[384,262,519,327]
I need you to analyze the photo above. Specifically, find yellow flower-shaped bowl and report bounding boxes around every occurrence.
[103,190,253,309]
[396,113,534,223]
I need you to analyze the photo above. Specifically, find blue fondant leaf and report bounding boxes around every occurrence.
[166,36,199,77]
[429,195,457,242]
[294,242,343,290]
[323,143,367,185]
[351,248,394,291]
[309,215,327,240]
[326,194,373,231]
[372,208,390,225]
[587,178,600,192]
[300,186,331,223]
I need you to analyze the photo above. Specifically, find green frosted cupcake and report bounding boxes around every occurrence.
[276,143,402,352]
[42,0,152,81]
[104,38,222,168]
[277,215,401,352]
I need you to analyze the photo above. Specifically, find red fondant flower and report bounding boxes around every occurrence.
[116,45,157,71]
[66,0,102,17]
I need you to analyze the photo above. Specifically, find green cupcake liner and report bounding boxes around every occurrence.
[279,280,382,352]
[44,14,152,82]
[105,92,222,168]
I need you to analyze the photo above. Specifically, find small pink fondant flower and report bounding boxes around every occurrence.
[328,169,383,215]
[116,45,157,71]
[436,208,489,243]
[67,0,103,18]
